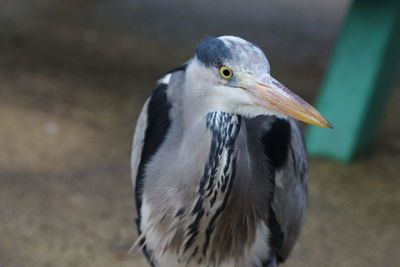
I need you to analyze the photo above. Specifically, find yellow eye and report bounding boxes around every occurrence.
[219,65,233,79]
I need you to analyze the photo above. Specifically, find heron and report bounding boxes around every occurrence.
[131,35,332,267]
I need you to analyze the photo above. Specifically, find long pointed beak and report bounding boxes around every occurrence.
[244,76,333,128]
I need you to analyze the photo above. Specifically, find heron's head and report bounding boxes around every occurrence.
[185,35,332,128]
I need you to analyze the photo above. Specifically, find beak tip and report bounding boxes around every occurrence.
[326,120,334,129]
[310,116,333,129]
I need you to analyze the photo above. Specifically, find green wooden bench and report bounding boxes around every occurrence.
[306,0,400,162]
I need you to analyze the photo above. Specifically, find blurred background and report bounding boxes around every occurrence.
[0,0,399,266]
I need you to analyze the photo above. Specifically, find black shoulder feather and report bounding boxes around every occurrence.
[136,83,172,220]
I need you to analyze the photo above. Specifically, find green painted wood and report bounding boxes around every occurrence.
[306,0,400,162]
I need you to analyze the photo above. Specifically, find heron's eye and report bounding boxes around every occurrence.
[219,65,233,79]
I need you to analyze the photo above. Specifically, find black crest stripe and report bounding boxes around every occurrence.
[167,63,188,74]
[195,37,232,67]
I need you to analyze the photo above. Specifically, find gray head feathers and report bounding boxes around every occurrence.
[195,35,270,74]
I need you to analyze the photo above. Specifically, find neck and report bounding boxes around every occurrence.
[202,111,241,198]
[181,111,242,263]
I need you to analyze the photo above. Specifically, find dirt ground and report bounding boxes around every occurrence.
[0,1,399,267]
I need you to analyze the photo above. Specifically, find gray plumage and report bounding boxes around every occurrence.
[131,35,329,267]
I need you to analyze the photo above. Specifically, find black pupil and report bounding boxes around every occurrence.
[223,69,231,77]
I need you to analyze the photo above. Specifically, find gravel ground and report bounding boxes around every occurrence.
[0,1,399,266]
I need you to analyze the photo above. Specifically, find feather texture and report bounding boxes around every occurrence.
[131,38,308,266]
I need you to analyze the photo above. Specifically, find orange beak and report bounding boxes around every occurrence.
[244,76,333,128]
